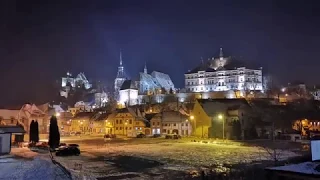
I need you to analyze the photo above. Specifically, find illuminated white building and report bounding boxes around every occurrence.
[137,63,175,94]
[185,48,263,92]
[60,72,92,98]
[116,62,176,106]
[119,80,138,106]
[61,72,92,89]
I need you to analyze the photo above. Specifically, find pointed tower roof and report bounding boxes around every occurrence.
[219,47,224,58]
[119,49,123,66]
[116,49,126,79]
[144,61,147,74]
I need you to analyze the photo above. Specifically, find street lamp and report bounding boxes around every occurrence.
[218,114,225,140]
[189,115,196,136]
[125,122,128,136]
[56,112,60,117]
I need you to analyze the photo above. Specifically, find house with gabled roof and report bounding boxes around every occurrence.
[190,98,252,139]
[110,107,148,137]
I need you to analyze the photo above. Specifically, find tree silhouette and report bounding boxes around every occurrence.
[48,116,60,149]
[34,121,39,143]
[169,88,173,94]
[29,120,35,143]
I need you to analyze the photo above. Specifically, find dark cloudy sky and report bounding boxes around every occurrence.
[0,0,320,106]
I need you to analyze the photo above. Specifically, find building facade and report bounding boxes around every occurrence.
[112,108,148,137]
[185,48,263,93]
[60,72,92,98]
[150,111,192,136]
[117,64,176,106]
[137,64,175,95]
[190,98,251,139]
[119,80,139,106]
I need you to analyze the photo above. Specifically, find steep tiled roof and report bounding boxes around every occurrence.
[197,98,250,117]
[0,109,28,120]
[185,62,215,74]
[73,112,95,119]
[162,110,188,122]
[120,80,137,90]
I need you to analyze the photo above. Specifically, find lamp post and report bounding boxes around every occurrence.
[125,122,128,137]
[218,114,224,140]
[190,115,195,136]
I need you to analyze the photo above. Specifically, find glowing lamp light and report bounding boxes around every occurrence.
[190,115,194,120]
[281,88,286,92]
[56,112,60,117]
[218,114,223,120]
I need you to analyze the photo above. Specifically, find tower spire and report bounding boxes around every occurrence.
[119,49,123,66]
[144,61,147,74]
[219,47,223,58]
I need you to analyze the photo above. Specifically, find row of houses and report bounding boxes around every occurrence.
[64,98,252,138]
[67,106,193,137]
[2,98,320,140]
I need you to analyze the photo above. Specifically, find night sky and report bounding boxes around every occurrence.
[0,0,320,107]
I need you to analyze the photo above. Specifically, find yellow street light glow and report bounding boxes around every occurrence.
[56,113,60,117]
[190,115,194,120]
[185,119,188,122]
[218,114,223,120]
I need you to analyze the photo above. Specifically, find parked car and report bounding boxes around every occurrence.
[165,134,181,139]
[104,134,116,138]
[104,134,116,142]
[153,134,161,138]
[75,132,81,136]
[56,144,80,156]
[59,143,67,147]
[136,133,146,138]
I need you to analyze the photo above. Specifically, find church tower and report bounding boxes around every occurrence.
[143,62,147,74]
[218,47,224,67]
[114,50,126,100]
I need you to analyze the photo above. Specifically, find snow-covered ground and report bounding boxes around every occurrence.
[0,148,71,180]
[0,139,304,180]
[55,138,303,179]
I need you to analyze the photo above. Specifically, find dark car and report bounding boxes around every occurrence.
[104,134,116,142]
[165,134,181,139]
[75,132,81,136]
[153,134,161,138]
[104,134,116,138]
[136,133,146,138]
[56,144,80,156]
[59,143,67,147]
